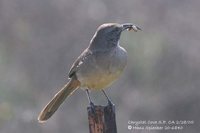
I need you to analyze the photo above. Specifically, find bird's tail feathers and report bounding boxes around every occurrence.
[38,79,80,123]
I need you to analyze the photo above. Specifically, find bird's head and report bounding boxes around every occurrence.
[95,23,141,37]
[89,23,141,50]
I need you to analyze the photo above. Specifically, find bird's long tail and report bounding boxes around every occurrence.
[38,78,80,123]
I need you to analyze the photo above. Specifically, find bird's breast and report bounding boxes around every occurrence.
[77,46,127,90]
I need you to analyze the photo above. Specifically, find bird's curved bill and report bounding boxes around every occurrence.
[122,23,141,32]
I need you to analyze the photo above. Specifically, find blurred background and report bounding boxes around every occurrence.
[0,0,200,133]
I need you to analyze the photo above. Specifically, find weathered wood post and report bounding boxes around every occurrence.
[87,104,117,133]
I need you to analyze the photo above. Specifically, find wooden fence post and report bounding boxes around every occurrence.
[87,104,117,133]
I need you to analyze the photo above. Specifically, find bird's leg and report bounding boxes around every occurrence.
[102,90,114,107]
[86,89,95,114]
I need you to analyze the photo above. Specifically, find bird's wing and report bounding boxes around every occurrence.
[68,48,92,78]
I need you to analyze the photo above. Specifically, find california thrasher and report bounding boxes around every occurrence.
[38,23,141,122]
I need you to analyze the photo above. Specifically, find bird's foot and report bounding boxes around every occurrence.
[107,100,115,113]
[89,102,96,115]
[108,100,114,107]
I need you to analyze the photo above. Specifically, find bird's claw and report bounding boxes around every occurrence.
[107,100,115,113]
[89,102,96,115]
[108,100,114,107]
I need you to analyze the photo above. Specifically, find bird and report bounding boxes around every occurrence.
[38,23,141,123]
